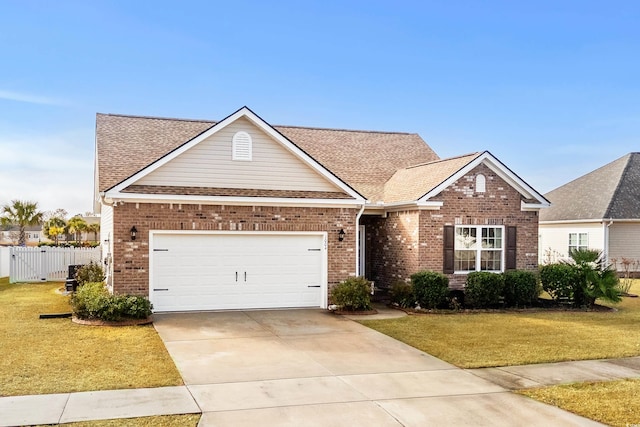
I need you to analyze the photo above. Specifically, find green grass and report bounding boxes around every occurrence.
[360,280,640,368]
[519,379,640,427]
[0,278,183,396]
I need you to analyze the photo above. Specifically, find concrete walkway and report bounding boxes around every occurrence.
[2,308,639,426]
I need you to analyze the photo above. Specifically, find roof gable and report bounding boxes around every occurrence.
[541,153,640,221]
[103,107,364,201]
[131,116,345,194]
[382,151,549,208]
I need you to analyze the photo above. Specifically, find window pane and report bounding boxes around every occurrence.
[579,233,588,247]
[455,250,476,271]
[480,250,502,271]
[482,227,502,249]
[455,227,477,249]
[569,233,577,245]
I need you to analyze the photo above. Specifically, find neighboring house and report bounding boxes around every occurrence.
[539,152,640,272]
[95,106,549,312]
[0,225,42,246]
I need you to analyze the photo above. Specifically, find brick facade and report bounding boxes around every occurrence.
[363,164,539,288]
[111,202,358,297]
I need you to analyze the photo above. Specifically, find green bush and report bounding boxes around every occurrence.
[70,282,153,321]
[75,261,105,286]
[410,271,449,309]
[389,281,415,308]
[464,272,504,308]
[566,249,622,308]
[539,263,578,302]
[331,277,372,311]
[503,270,540,307]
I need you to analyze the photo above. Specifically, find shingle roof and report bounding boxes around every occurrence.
[540,153,640,221]
[96,113,440,200]
[383,153,482,203]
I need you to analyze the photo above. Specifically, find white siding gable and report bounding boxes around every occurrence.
[135,117,341,193]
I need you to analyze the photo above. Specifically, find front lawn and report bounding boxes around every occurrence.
[359,280,640,368]
[0,278,183,396]
[519,379,640,427]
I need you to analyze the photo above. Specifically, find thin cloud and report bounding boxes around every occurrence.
[0,89,69,106]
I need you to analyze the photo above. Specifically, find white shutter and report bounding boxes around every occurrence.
[232,131,252,161]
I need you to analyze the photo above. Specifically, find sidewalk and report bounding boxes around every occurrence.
[2,358,639,426]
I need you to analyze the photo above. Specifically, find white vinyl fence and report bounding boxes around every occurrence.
[9,246,102,283]
[0,247,10,278]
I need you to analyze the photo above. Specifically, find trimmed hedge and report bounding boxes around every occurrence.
[465,272,504,308]
[410,271,449,309]
[503,270,540,307]
[331,277,372,311]
[75,261,106,286]
[70,282,153,321]
[539,263,578,302]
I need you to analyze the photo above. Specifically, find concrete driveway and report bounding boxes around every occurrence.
[154,309,602,426]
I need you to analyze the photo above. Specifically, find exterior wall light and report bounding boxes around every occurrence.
[130,226,137,241]
[338,228,345,242]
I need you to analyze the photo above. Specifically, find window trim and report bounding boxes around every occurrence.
[454,225,505,274]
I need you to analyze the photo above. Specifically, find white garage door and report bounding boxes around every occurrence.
[150,232,326,312]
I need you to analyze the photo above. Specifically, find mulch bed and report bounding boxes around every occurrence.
[333,309,379,315]
[71,316,153,326]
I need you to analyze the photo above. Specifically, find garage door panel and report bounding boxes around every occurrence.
[150,233,325,311]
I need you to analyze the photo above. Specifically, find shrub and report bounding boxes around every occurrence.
[75,261,105,286]
[389,281,415,308]
[410,271,449,309]
[566,249,621,308]
[503,270,540,307]
[70,282,153,321]
[539,263,579,302]
[331,277,372,311]
[464,272,504,308]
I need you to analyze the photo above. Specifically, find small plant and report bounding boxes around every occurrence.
[464,272,504,308]
[619,257,639,295]
[566,248,621,308]
[410,271,449,309]
[389,281,415,308]
[70,282,153,321]
[75,261,105,286]
[331,277,372,311]
[502,270,540,307]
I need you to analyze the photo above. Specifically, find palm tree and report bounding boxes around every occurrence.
[67,216,88,245]
[567,248,621,307]
[43,216,67,245]
[0,200,43,246]
[86,223,100,242]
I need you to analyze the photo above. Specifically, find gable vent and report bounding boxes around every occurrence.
[232,131,252,161]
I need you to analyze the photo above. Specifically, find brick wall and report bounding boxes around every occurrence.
[363,164,539,288]
[111,203,358,297]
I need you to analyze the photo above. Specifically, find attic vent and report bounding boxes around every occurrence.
[232,131,252,161]
[476,174,486,193]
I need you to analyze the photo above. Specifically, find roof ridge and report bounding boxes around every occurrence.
[404,152,480,170]
[604,153,633,218]
[275,124,417,136]
[97,112,216,124]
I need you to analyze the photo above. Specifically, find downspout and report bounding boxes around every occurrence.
[603,218,613,264]
[355,203,366,276]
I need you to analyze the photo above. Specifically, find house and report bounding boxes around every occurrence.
[95,106,549,312]
[0,225,42,246]
[539,152,640,272]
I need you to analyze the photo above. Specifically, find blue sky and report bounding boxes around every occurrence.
[1,0,638,215]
